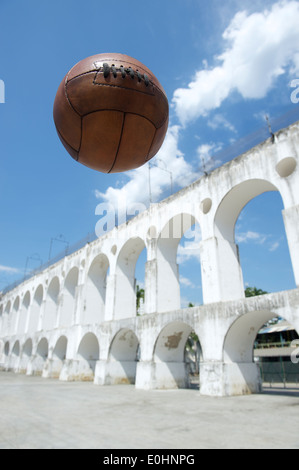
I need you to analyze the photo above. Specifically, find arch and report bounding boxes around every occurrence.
[4,341,9,357]
[43,277,60,331]
[83,254,109,325]
[28,284,43,333]
[19,338,33,373]
[106,328,140,385]
[222,310,299,393]
[109,328,139,361]
[236,191,296,293]
[154,321,194,363]
[151,321,200,389]
[18,291,31,334]
[11,296,20,335]
[12,340,20,357]
[59,267,79,327]
[2,302,11,336]
[12,296,20,312]
[23,338,33,357]
[9,340,20,371]
[76,332,100,379]
[53,335,67,361]
[114,237,146,319]
[4,301,11,314]
[214,179,278,243]
[156,213,200,312]
[223,310,280,364]
[30,337,49,376]
[50,336,68,378]
[36,337,48,360]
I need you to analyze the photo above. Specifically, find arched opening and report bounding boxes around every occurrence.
[76,332,100,380]
[18,291,31,334]
[28,285,43,333]
[4,341,9,357]
[59,267,78,327]
[11,340,20,370]
[135,248,146,315]
[235,191,296,294]
[11,297,20,335]
[34,338,48,376]
[3,302,11,336]
[214,179,296,299]
[153,321,201,389]
[177,221,202,307]
[19,338,33,374]
[51,336,68,378]
[114,237,146,319]
[107,328,140,385]
[254,317,299,390]
[84,254,109,325]
[157,213,201,312]
[43,277,60,331]
[223,311,299,394]
[53,336,67,361]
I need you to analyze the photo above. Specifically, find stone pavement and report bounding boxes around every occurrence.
[0,372,298,449]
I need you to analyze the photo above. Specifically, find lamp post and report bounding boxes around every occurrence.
[24,253,42,279]
[48,234,69,261]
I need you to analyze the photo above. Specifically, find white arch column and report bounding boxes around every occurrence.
[199,236,244,304]
[282,204,299,287]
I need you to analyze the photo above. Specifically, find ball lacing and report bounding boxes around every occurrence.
[102,63,150,87]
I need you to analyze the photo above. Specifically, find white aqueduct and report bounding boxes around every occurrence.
[1,121,299,396]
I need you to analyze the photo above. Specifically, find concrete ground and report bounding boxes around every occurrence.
[0,371,298,449]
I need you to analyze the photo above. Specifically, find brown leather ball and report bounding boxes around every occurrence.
[53,53,169,173]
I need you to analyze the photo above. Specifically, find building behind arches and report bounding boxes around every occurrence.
[1,121,299,396]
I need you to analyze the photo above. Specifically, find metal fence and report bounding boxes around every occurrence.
[201,105,299,173]
[1,232,97,296]
[259,358,299,386]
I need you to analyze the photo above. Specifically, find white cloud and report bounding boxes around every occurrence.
[95,125,199,211]
[0,265,19,274]
[177,242,201,264]
[196,142,223,172]
[269,241,280,252]
[235,230,267,244]
[207,114,237,133]
[172,1,299,125]
[179,275,196,288]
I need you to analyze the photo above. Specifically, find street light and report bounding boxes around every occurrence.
[48,234,69,261]
[24,253,43,278]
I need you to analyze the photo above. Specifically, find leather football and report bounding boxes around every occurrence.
[53,53,169,173]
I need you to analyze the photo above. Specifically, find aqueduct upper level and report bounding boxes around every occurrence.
[1,121,299,396]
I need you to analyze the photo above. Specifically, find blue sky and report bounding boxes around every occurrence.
[0,0,299,304]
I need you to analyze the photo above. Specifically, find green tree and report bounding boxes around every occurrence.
[245,286,268,297]
[136,284,145,315]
